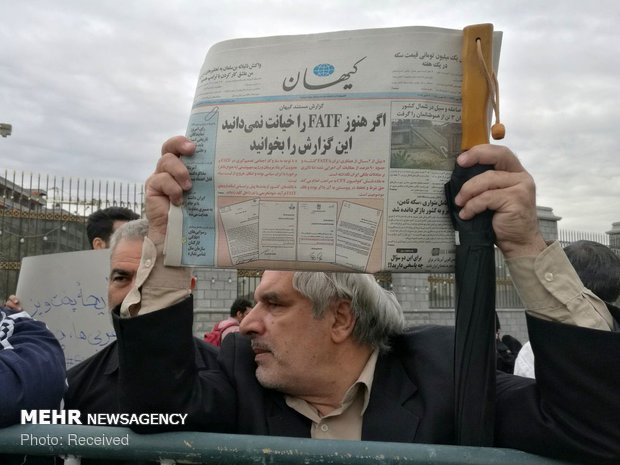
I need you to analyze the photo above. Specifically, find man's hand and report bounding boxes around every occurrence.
[144,136,195,243]
[454,144,547,258]
[4,295,21,311]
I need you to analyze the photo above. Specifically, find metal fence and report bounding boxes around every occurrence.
[237,270,263,302]
[0,170,143,300]
[558,229,611,248]
[429,248,524,309]
[427,230,620,309]
[0,424,572,464]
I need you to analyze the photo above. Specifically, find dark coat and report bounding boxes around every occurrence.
[65,337,219,415]
[113,297,620,464]
[64,337,218,465]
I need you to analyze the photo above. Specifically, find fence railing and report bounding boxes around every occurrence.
[0,424,571,464]
[428,248,524,309]
[558,229,610,248]
[0,170,144,299]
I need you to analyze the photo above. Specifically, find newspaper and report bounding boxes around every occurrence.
[164,26,502,273]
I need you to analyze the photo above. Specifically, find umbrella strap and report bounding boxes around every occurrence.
[475,38,505,140]
[461,24,506,148]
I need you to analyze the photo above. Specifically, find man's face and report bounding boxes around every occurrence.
[107,238,143,309]
[240,271,334,396]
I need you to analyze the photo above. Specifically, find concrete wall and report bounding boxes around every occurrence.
[191,268,238,339]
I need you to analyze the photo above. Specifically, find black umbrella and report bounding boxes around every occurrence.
[445,164,496,446]
[443,23,501,446]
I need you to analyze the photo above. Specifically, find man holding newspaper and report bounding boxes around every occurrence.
[110,136,618,464]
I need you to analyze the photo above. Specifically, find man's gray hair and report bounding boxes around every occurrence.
[292,272,405,351]
[109,218,148,253]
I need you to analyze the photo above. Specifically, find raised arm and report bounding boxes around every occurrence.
[455,144,614,329]
[119,136,196,317]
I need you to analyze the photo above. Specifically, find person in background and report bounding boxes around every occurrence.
[494,314,521,374]
[204,297,253,346]
[563,240,620,311]
[87,206,140,250]
[514,240,620,378]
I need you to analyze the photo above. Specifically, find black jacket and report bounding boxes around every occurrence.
[66,337,219,414]
[113,297,620,464]
[64,336,219,465]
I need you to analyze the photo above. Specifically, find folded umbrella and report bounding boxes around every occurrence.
[444,23,502,446]
[445,163,496,446]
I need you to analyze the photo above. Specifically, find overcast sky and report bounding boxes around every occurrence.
[1,0,618,233]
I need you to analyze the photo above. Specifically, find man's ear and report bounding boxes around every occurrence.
[190,277,197,292]
[92,237,106,250]
[331,300,355,343]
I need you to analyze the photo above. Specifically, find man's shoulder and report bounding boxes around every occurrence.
[401,324,455,342]
[389,325,455,357]
[66,341,119,409]
[67,341,118,378]
[377,325,455,391]
[220,331,252,354]
[192,336,220,366]
[65,341,126,413]
[219,332,255,366]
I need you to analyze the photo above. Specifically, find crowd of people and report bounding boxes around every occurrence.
[1,137,619,465]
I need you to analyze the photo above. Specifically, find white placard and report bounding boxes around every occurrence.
[16,249,113,368]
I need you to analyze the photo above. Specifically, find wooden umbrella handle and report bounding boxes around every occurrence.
[461,24,494,151]
[452,23,498,447]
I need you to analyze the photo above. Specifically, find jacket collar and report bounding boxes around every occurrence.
[266,390,311,437]
[361,349,420,442]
